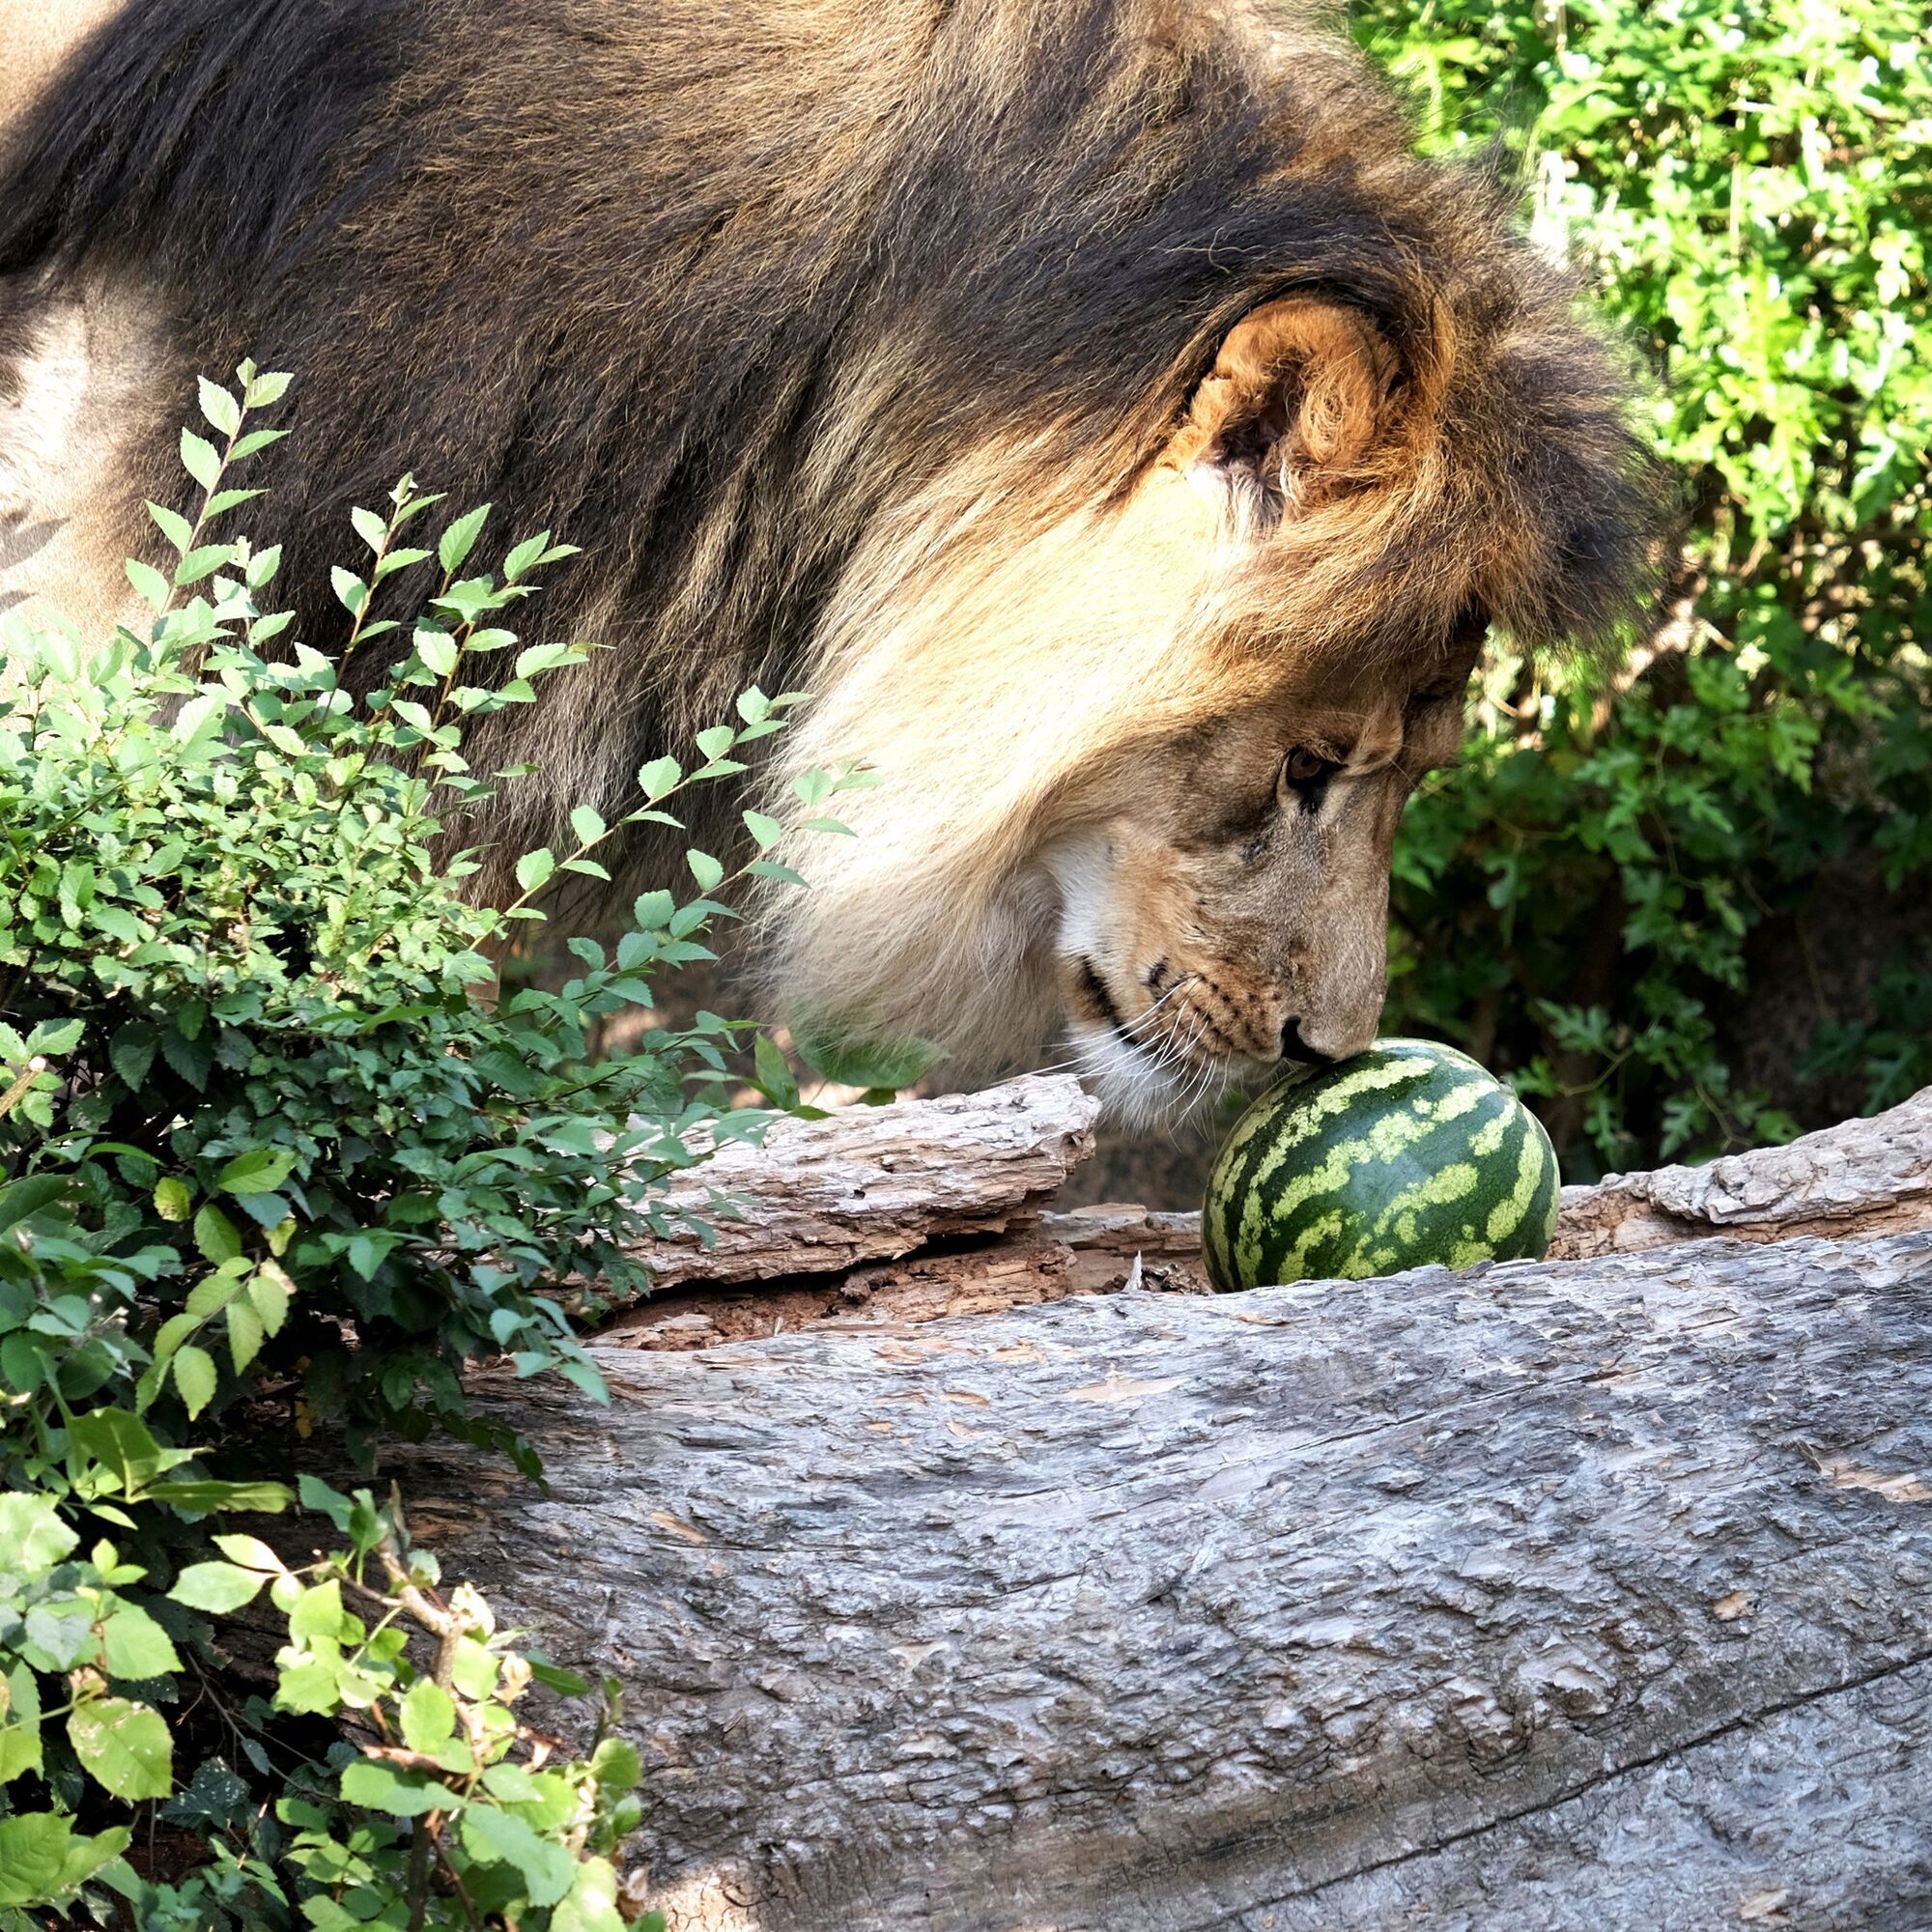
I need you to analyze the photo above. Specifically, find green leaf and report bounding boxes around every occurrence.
[24,1026,80,1065]
[741,810,782,851]
[212,1534,286,1571]
[638,755,681,801]
[175,543,242,586]
[168,1562,270,1613]
[0,1812,77,1908]
[414,627,459,676]
[570,805,606,847]
[125,557,171,612]
[297,1472,355,1530]
[180,428,222,491]
[193,1204,243,1264]
[330,566,368,615]
[632,890,674,932]
[340,1758,452,1817]
[271,1660,342,1717]
[153,1177,193,1223]
[439,503,492,575]
[685,849,724,893]
[515,847,556,895]
[0,1494,77,1578]
[68,1697,172,1801]
[400,1678,456,1753]
[69,1408,192,1494]
[150,1480,293,1515]
[449,1635,498,1700]
[145,500,193,554]
[217,1148,297,1195]
[172,1345,218,1419]
[226,1297,265,1375]
[351,504,388,554]
[525,1654,591,1697]
[287,1578,346,1641]
[100,1606,183,1680]
[198,376,242,439]
[552,1859,628,1932]
[459,1804,576,1906]
[791,1016,944,1094]
[108,1028,159,1090]
[0,1663,43,1785]
[202,485,263,518]
[0,1175,66,1232]
[248,1264,293,1335]
[242,368,292,410]
[503,530,552,582]
[753,1033,799,1110]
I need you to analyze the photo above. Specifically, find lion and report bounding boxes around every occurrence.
[0,0,1665,1122]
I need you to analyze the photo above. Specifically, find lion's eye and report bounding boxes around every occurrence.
[1277,746,1336,802]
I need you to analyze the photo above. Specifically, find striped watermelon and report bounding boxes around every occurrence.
[1203,1037,1559,1291]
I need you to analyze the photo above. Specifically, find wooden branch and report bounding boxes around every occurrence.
[600,1202,1209,1351]
[393,1227,1932,1931]
[626,1075,1098,1291]
[1547,1083,1932,1260]
[604,1083,1932,1347]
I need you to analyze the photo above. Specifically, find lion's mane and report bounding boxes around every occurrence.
[0,0,1665,1064]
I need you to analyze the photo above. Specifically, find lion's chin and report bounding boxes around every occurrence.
[1065,1021,1242,1132]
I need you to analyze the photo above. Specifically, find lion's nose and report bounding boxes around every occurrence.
[1280,1017,1334,1067]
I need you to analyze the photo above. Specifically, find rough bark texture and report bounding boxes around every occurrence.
[1547,1083,1932,1260]
[398,1226,1932,1931]
[605,1081,1932,1347]
[627,1075,1098,1291]
[601,1203,1210,1350]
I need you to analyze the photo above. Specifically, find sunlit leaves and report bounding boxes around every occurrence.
[1356,0,1932,1169]
[0,362,838,1924]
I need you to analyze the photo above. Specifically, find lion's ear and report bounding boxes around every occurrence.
[1175,297,1398,537]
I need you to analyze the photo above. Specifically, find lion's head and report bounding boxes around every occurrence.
[775,284,1661,1119]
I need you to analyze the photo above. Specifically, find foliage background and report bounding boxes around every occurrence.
[0,373,865,1928]
[1354,0,1931,1179]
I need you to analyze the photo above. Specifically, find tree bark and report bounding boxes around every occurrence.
[626,1076,1098,1292]
[1546,1082,1932,1260]
[606,1081,1932,1348]
[395,1224,1932,1931]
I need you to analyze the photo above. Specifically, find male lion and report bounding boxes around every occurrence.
[0,0,1663,1122]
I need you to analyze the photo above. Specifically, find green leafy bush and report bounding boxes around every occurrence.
[1355,0,1932,1174]
[0,365,863,1926]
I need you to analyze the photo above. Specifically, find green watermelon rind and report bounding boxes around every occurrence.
[1203,1038,1559,1292]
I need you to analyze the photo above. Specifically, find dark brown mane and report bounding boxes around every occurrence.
[0,0,1663,848]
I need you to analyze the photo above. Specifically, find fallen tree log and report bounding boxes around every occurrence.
[626,1076,1098,1291]
[1547,1081,1932,1260]
[395,1224,1932,1931]
[607,1080,1932,1346]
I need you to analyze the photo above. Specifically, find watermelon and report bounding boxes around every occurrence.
[1202,1037,1559,1291]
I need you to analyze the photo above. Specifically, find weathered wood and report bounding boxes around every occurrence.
[395,1227,1932,1931]
[600,1203,1209,1350]
[606,1084,1932,1346]
[626,1075,1098,1290]
[1548,1082,1932,1260]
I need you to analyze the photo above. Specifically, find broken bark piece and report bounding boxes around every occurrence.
[1547,1082,1932,1260]
[604,1086,1932,1342]
[625,1074,1099,1290]
[602,1207,1212,1350]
